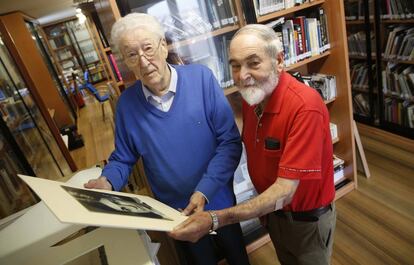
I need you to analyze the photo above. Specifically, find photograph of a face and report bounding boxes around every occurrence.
[62,186,173,221]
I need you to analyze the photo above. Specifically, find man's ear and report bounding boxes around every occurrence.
[275,52,284,73]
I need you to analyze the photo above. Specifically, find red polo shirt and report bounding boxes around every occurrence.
[242,71,335,211]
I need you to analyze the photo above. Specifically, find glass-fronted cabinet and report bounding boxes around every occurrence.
[0,32,71,178]
[25,21,78,122]
[0,124,38,220]
[43,19,108,85]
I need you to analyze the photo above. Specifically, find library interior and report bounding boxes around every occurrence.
[0,0,413,264]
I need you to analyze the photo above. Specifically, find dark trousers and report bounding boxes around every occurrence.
[176,223,251,265]
[266,204,337,265]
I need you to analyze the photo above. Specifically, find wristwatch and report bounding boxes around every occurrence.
[208,211,219,231]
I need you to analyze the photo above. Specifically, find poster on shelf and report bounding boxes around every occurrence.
[18,175,187,231]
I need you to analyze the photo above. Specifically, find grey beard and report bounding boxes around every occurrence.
[239,72,279,106]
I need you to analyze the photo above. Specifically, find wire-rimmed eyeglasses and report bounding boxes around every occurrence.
[124,38,162,66]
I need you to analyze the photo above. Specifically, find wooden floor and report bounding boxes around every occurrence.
[70,96,115,169]
[71,100,414,265]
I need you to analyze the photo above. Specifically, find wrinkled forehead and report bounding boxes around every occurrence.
[119,27,159,48]
[229,34,268,61]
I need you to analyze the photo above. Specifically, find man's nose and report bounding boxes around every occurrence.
[239,67,251,82]
[138,52,150,67]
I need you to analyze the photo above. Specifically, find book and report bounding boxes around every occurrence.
[108,53,123,82]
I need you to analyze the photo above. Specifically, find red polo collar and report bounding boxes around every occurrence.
[263,71,291,114]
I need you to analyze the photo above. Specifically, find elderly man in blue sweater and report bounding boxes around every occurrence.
[84,13,250,265]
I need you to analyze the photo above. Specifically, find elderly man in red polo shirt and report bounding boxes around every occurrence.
[170,24,336,265]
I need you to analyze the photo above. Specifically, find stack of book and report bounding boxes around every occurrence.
[266,7,330,67]
[380,0,414,19]
[382,64,414,127]
[350,62,376,91]
[333,155,345,185]
[353,93,370,116]
[253,0,312,17]
[382,64,414,100]
[384,98,414,127]
[383,26,414,61]
[344,0,374,20]
[347,31,376,57]
[302,73,337,101]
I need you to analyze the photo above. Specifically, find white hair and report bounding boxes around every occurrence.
[232,24,283,59]
[110,13,165,52]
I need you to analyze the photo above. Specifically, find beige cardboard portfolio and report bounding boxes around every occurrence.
[19,175,187,231]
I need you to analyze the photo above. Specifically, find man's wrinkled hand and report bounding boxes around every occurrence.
[168,211,212,242]
[182,192,206,216]
[84,176,113,190]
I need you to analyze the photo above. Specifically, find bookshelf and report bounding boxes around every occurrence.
[90,0,356,263]
[345,0,414,139]
[42,18,108,85]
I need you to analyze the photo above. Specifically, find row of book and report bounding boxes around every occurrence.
[384,98,414,128]
[253,0,312,17]
[267,7,330,67]
[333,155,345,185]
[380,0,414,19]
[382,64,414,101]
[107,53,123,82]
[347,31,376,57]
[350,62,376,91]
[345,0,414,20]
[344,0,374,20]
[383,26,414,61]
[161,0,238,43]
[302,73,337,101]
[353,93,371,116]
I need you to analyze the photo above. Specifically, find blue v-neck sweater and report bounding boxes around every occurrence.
[102,64,242,210]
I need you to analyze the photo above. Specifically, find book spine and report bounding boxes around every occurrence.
[108,53,123,82]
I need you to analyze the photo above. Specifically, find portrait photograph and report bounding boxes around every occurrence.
[61,186,173,221]
[18,175,187,231]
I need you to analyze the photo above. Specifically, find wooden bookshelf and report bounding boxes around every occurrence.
[381,19,414,24]
[383,58,414,65]
[349,54,377,60]
[286,51,331,71]
[346,19,374,25]
[257,0,325,23]
[224,85,238,96]
[324,97,336,105]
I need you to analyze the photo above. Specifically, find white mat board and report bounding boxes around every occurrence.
[19,175,187,231]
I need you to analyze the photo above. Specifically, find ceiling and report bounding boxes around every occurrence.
[0,0,78,24]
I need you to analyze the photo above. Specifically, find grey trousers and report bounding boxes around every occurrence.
[266,204,337,265]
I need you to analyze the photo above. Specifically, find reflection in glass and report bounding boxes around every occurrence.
[0,33,66,179]
[26,21,77,121]
[66,20,106,84]
[0,129,38,219]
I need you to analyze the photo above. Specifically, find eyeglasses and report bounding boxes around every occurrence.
[124,38,162,66]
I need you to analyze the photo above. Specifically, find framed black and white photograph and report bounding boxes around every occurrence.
[18,175,187,231]
[62,185,173,220]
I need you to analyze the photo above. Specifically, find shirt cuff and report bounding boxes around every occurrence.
[195,190,209,204]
